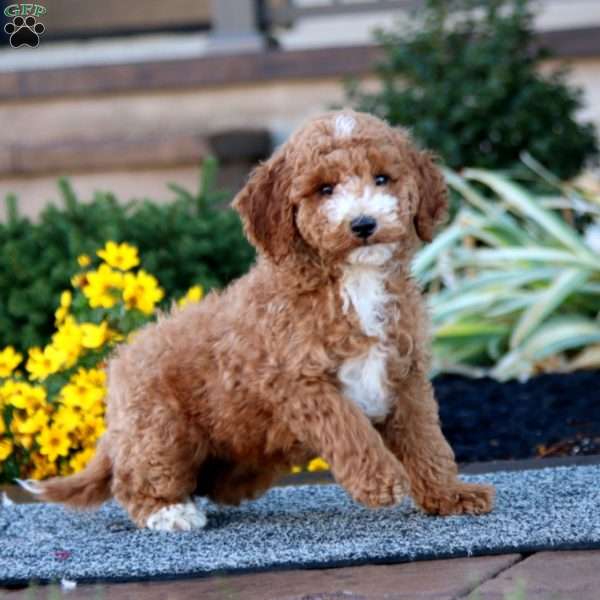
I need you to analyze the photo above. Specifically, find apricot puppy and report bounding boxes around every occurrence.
[31,111,494,530]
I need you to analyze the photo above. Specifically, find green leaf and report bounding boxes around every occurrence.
[510,268,591,348]
[487,295,541,318]
[412,219,471,279]
[453,247,599,270]
[444,169,534,245]
[493,318,600,380]
[58,178,79,213]
[4,193,19,224]
[521,318,600,360]
[463,169,599,261]
[430,290,502,322]
[434,320,509,339]
[431,268,559,304]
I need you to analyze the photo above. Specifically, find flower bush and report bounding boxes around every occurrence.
[0,242,203,484]
[0,158,254,354]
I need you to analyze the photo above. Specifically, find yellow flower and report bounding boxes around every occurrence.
[54,406,82,433]
[61,290,72,308]
[0,417,5,436]
[54,306,68,326]
[71,273,86,288]
[2,380,24,407]
[290,465,302,474]
[97,241,140,271]
[60,383,101,412]
[26,345,66,381]
[307,457,330,472]
[77,254,91,267]
[76,415,106,443]
[69,368,105,391]
[8,383,46,414]
[83,264,124,309]
[0,379,12,401]
[28,452,58,480]
[178,285,204,308]
[9,412,23,434]
[123,270,164,315]
[10,412,36,448]
[0,346,22,378]
[0,439,13,461]
[15,409,49,435]
[54,290,72,325]
[24,386,48,414]
[73,367,106,389]
[15,433,34,450]
[69,447,95,473]
[36,426,72,463]
[52,317,83,367]
[59,370,106,414]
[7,391,26,409]
[80,321,110,349]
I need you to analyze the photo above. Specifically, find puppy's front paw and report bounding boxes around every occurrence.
[418,482,495,516]
[358,480,406,509]
[351,465,407,509]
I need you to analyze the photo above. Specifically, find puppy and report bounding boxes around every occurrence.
[31,111,494,530]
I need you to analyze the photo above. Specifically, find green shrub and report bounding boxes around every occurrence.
[0,159,254,352]
[347,0,598,179]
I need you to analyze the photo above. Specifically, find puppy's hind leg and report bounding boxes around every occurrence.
[111,416,209,531]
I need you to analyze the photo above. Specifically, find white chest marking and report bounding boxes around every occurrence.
[338,250,394,422]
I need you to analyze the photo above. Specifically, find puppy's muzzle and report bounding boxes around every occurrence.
[350,215,377,240]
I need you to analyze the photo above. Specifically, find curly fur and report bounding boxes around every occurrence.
[34,111,494,529]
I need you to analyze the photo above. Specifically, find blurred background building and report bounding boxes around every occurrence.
[1,0,599,218]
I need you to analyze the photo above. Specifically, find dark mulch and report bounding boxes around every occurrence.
[435,370,600,463]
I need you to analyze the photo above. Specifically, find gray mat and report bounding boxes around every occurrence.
[1,465,599,585]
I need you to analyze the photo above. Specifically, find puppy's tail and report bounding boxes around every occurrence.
[18,438,112,508]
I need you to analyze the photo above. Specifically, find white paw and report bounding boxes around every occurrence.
[393,482,406,504]
[146,500,206,532]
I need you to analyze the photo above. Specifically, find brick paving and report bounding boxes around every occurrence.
[474,551,600,600]
[5,552,600,599]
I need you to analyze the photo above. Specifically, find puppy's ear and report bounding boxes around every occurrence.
[411,150,448,243]
[232,151,295,264]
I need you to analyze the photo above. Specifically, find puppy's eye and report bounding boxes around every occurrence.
[319,184,335,196]
[374,174,390,186]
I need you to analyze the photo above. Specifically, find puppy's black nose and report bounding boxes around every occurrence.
[350,215,377,239]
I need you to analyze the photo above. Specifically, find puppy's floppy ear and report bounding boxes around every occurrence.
[232,151,296,264]
[411,150,448,243]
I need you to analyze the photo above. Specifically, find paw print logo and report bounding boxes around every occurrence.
[4,15,45,48]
